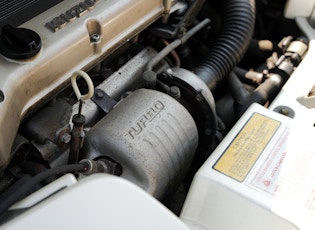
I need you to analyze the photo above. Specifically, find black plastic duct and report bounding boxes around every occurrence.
[194,0,256,90]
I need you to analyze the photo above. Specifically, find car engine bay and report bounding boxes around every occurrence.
[0,0,314,229]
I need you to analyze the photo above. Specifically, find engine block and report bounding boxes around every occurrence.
[0,0,167,170]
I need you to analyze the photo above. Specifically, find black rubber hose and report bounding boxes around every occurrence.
[229,73,283,119]
[0,163,88,216]
[227,71,248,103]
[194,0,256,90]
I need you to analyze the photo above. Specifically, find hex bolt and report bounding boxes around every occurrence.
[170,86,181,100]
[61,133,72,144]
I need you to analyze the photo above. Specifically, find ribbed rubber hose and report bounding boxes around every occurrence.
[194,0,256,91]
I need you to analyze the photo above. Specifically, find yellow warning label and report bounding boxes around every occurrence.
[214,113,281,182]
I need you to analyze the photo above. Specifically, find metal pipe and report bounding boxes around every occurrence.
[161,39,181,67]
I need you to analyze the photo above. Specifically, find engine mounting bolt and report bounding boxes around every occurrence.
[61,133,72,144]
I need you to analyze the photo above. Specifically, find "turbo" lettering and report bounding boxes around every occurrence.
[124,101,165,140]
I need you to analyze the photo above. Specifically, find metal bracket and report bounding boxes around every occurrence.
[91,88,117,113]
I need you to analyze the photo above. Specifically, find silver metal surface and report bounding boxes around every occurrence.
[0,0,165,170]
[22,99,72,164]
[73,47,158,127]
[21,47,158,167]
[83,89,198,199]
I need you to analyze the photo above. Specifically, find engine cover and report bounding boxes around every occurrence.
[83,89,198,199]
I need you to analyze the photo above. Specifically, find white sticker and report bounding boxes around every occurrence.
[246,126,315,218]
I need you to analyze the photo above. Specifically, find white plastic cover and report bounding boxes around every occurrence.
[3,174,189,230]
[285,0,315,18]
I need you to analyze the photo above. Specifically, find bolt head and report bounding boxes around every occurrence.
[91,33,100,42]
[61,133,71,144]
[96,90,104,98]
